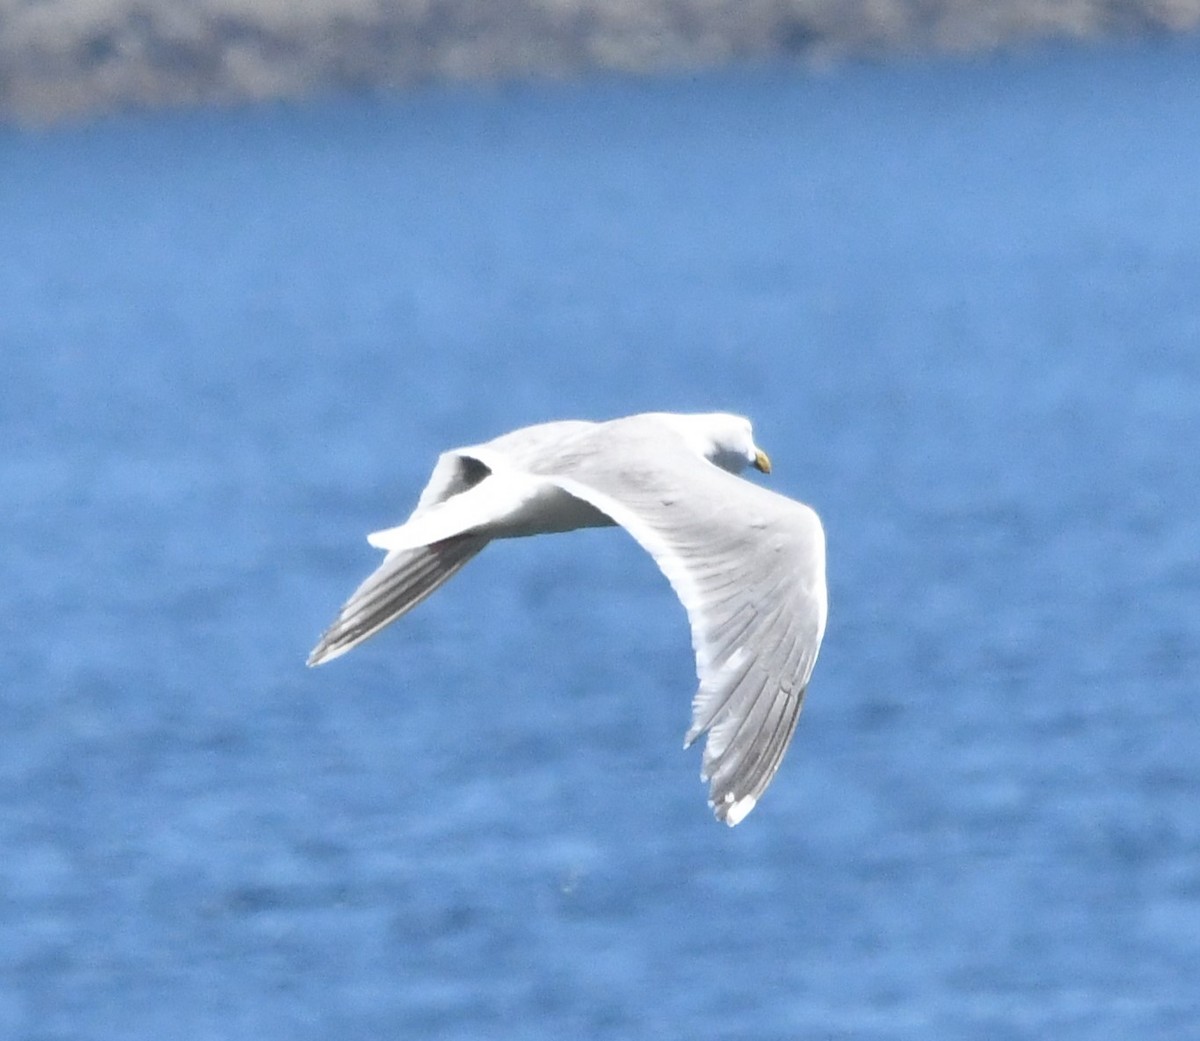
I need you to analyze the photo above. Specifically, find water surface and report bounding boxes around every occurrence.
[3,38,1199,1040]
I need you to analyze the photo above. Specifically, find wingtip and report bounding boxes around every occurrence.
[712,791,757,827]
[306,639,347,667]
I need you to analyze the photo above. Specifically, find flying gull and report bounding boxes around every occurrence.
[308,411,827,825]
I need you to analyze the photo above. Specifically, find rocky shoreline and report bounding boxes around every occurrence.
[3,0,1199,123]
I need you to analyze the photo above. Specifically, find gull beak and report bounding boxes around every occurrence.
[753,448,772,474]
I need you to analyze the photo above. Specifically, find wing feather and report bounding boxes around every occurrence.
[540,429,827,825]
[309,452,500,665]
[307,535,488,665]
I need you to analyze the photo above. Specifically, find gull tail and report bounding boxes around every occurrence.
[307,534,489,666]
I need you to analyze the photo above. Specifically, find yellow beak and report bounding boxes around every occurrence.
[753,448,772,474]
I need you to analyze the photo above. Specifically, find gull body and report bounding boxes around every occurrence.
[309,411,827,826]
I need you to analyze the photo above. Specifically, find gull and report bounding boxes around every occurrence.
[308,412,827,825]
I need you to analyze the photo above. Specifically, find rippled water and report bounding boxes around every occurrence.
[3,38,1199,1040]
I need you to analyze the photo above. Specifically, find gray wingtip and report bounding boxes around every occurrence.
[306,633,355,667]
[305,645,331,668]
[305,534,490,672]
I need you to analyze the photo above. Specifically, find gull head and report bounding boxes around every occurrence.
[654,412,771,476]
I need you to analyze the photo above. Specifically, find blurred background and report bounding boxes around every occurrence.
[3,3,1199,1039]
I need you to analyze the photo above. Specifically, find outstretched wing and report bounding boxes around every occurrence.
[540,434,827,826]
[308,429,603,665]
[306,534,488,665]
[307,452,492,666]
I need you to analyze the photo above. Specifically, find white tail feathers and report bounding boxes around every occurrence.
[364,481,517,552]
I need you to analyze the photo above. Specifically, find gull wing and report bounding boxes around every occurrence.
[306,534,488,665]
[541,437,827,825]
[307,452,493,666]
[308,429,603,665]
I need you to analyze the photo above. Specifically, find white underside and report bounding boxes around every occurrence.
[367,474,613,552]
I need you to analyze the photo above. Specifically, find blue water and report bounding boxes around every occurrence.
[3,37,1200,1040]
